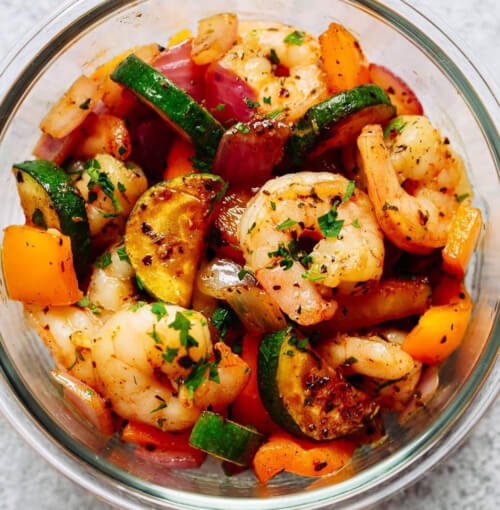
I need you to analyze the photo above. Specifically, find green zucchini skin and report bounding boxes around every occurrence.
[285,84,395,167]
[258,328,379,441]
[111,54,224,161]
[189,411,265,466]
[257,329,305,437]
[13,160,91,278]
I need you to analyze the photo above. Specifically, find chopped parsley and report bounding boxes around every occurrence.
[270,201,276,210]
[86,159,122,213]
[244,98,260,108]
[302,271,326,282]
[190,156,212,172]
[163,347,179,363]
[383,117,408,138]
[151,301,168,321]
[318,205,344,238]
[268,240,312,271]
[76,295,101,315]
[84,388,95,397]
[234,122,250,134]
[117,181,127,193]
[147,324,162,344]
[215,103,226,111]
[247,222,256,234]
[184,357,220,398]
[170,311,198,348]
[456,192,470,203]
[263,96,272,105]
[79,98,91,110]
[345,356,358,365]
[129,301,147,312]
[343,180,355,202]
[31,208,47,229]
[211,307,234,339]
[95,252,112,269]
[76,296,90,308]
[284,30,305,46]
[276,218,298,230]
[269,48,280,65]
[118,145,127,156]
[135,274,145,292]
[150,399,167,413]
[116,245,130,263]
[265,108,285,119]
[352,218,361,229]
[237,267,254,280]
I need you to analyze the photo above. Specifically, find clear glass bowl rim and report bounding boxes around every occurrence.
[0,1,498,509]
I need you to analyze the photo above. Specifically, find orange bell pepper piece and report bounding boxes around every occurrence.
[402,291,472,365]
[442,201,482,277]
[163,137,197,180]
[231,334,279,435]
[319,23,370,93]
[121,421,206,464]
[2,225,82,306]
[168,29,193,47]
[253,433,356,483]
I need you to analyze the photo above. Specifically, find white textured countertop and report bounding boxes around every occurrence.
[0,1,498,509]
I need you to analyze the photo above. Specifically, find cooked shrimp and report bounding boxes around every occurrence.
[74,153,147,243]
[88,243,136,312]
[193,342,250,411]
[317,333,417,380]
[219,21,328,120]
[358,123,461,254]
[238,172,384,325]
[92,304,249,431]
[387,116,466,193]
[27,304,102,388]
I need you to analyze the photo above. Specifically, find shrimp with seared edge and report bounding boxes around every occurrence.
[238,172,385,326]
[92,304,250,431]
[317,329,422,411]
[87,243,136,313]
[219,21,328,120]
[74,153,147,245]
[27,304,103,389]
[358,118,467,253]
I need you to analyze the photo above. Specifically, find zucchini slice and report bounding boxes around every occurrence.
[189,411,265,466]
[285,84,396,166]
[258,328,379,441]
[13,160,91,277]
[125,173,227,306]
[111,54,224,161]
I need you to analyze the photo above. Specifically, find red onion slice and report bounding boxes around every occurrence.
[213,118,291,186]
[153,40,206,102]
[134,447,205,468]
[204,63,257,124]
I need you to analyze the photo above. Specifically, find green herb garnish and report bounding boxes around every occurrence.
[244,98,260,108]
[151,301,168,321]
[276,218,298,231]
[162,347,179,363]
[95,252,112,269]
[170,311,198,348]
[284,30,305,46]
[269,48,280,65]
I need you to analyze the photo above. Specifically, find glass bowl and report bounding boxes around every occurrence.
[0,1,498,509]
